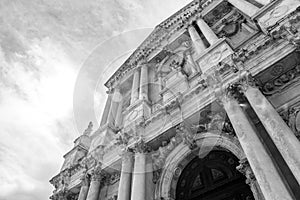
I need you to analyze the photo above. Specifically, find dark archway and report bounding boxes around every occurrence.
[176,150,254,200]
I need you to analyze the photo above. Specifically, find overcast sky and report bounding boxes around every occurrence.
[0,0,192,200]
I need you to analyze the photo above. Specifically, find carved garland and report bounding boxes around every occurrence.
[262,64,300,95]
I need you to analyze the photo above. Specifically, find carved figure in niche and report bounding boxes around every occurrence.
[207,112,225,131]
[156,51,189,79]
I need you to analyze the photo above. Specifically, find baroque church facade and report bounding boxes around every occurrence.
[50,0,300,199]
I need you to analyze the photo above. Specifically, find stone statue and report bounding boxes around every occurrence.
[83,121,93,135]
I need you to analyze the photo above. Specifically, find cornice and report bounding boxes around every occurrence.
[105,0,219,89]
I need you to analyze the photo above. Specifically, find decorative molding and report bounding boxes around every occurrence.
[262,64,300,95]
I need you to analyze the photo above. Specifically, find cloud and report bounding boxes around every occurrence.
[0,37,77,199]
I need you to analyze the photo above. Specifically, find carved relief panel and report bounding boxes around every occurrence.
[256,0,300,31]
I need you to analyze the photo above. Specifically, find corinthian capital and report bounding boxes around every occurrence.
[91,163,102,182]
[133,139,151,153]
[80,173,90,186]
[236,158,256,185]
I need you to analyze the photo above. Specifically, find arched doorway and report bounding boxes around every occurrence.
[176,150,254,200]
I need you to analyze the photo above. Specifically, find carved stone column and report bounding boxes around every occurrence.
[131,140,150,200]
[227,0,259,17]
[187,25,206,55]
[196,18,218,46]
[131,67,140,105]
[86,165,102,200]
[117,150,134,200]
[100,91,113,126]
[244,86,300,184]
[237,159,265,200]
[78,174,90,200]
[139,61,149,101]
[222,94,293,200]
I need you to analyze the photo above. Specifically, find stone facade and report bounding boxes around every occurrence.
[50,0,300,200]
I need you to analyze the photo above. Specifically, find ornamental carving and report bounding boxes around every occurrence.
[176,123,196,150]
[191,111,227,134]
[107,195,118,200]
[232,35,279,64]
[109,172,121,185]
[281,105,300,140]
[204,1,232,28]
[91,163,102,181]
[215,11,245,38]
[215,61,239,79]
[115,130,131,147]
[80,173,90,187]
[152,134,182,170]
[262,64,300,95]
[133,139,151,153]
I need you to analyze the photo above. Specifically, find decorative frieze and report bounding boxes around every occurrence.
[231,35,279,64]
[261,64,300,95]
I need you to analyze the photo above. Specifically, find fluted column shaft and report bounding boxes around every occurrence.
[117,151,134,200]
[196,18,218,45]
[244,86,300,184]
[131,153,146,200]
[227,0,259,17]
[139,63,149,101]
[131,68,140,105]
[100,92,113,126]
[188,25,206,55]
[223,97,293,200]
[86,166,102,200]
